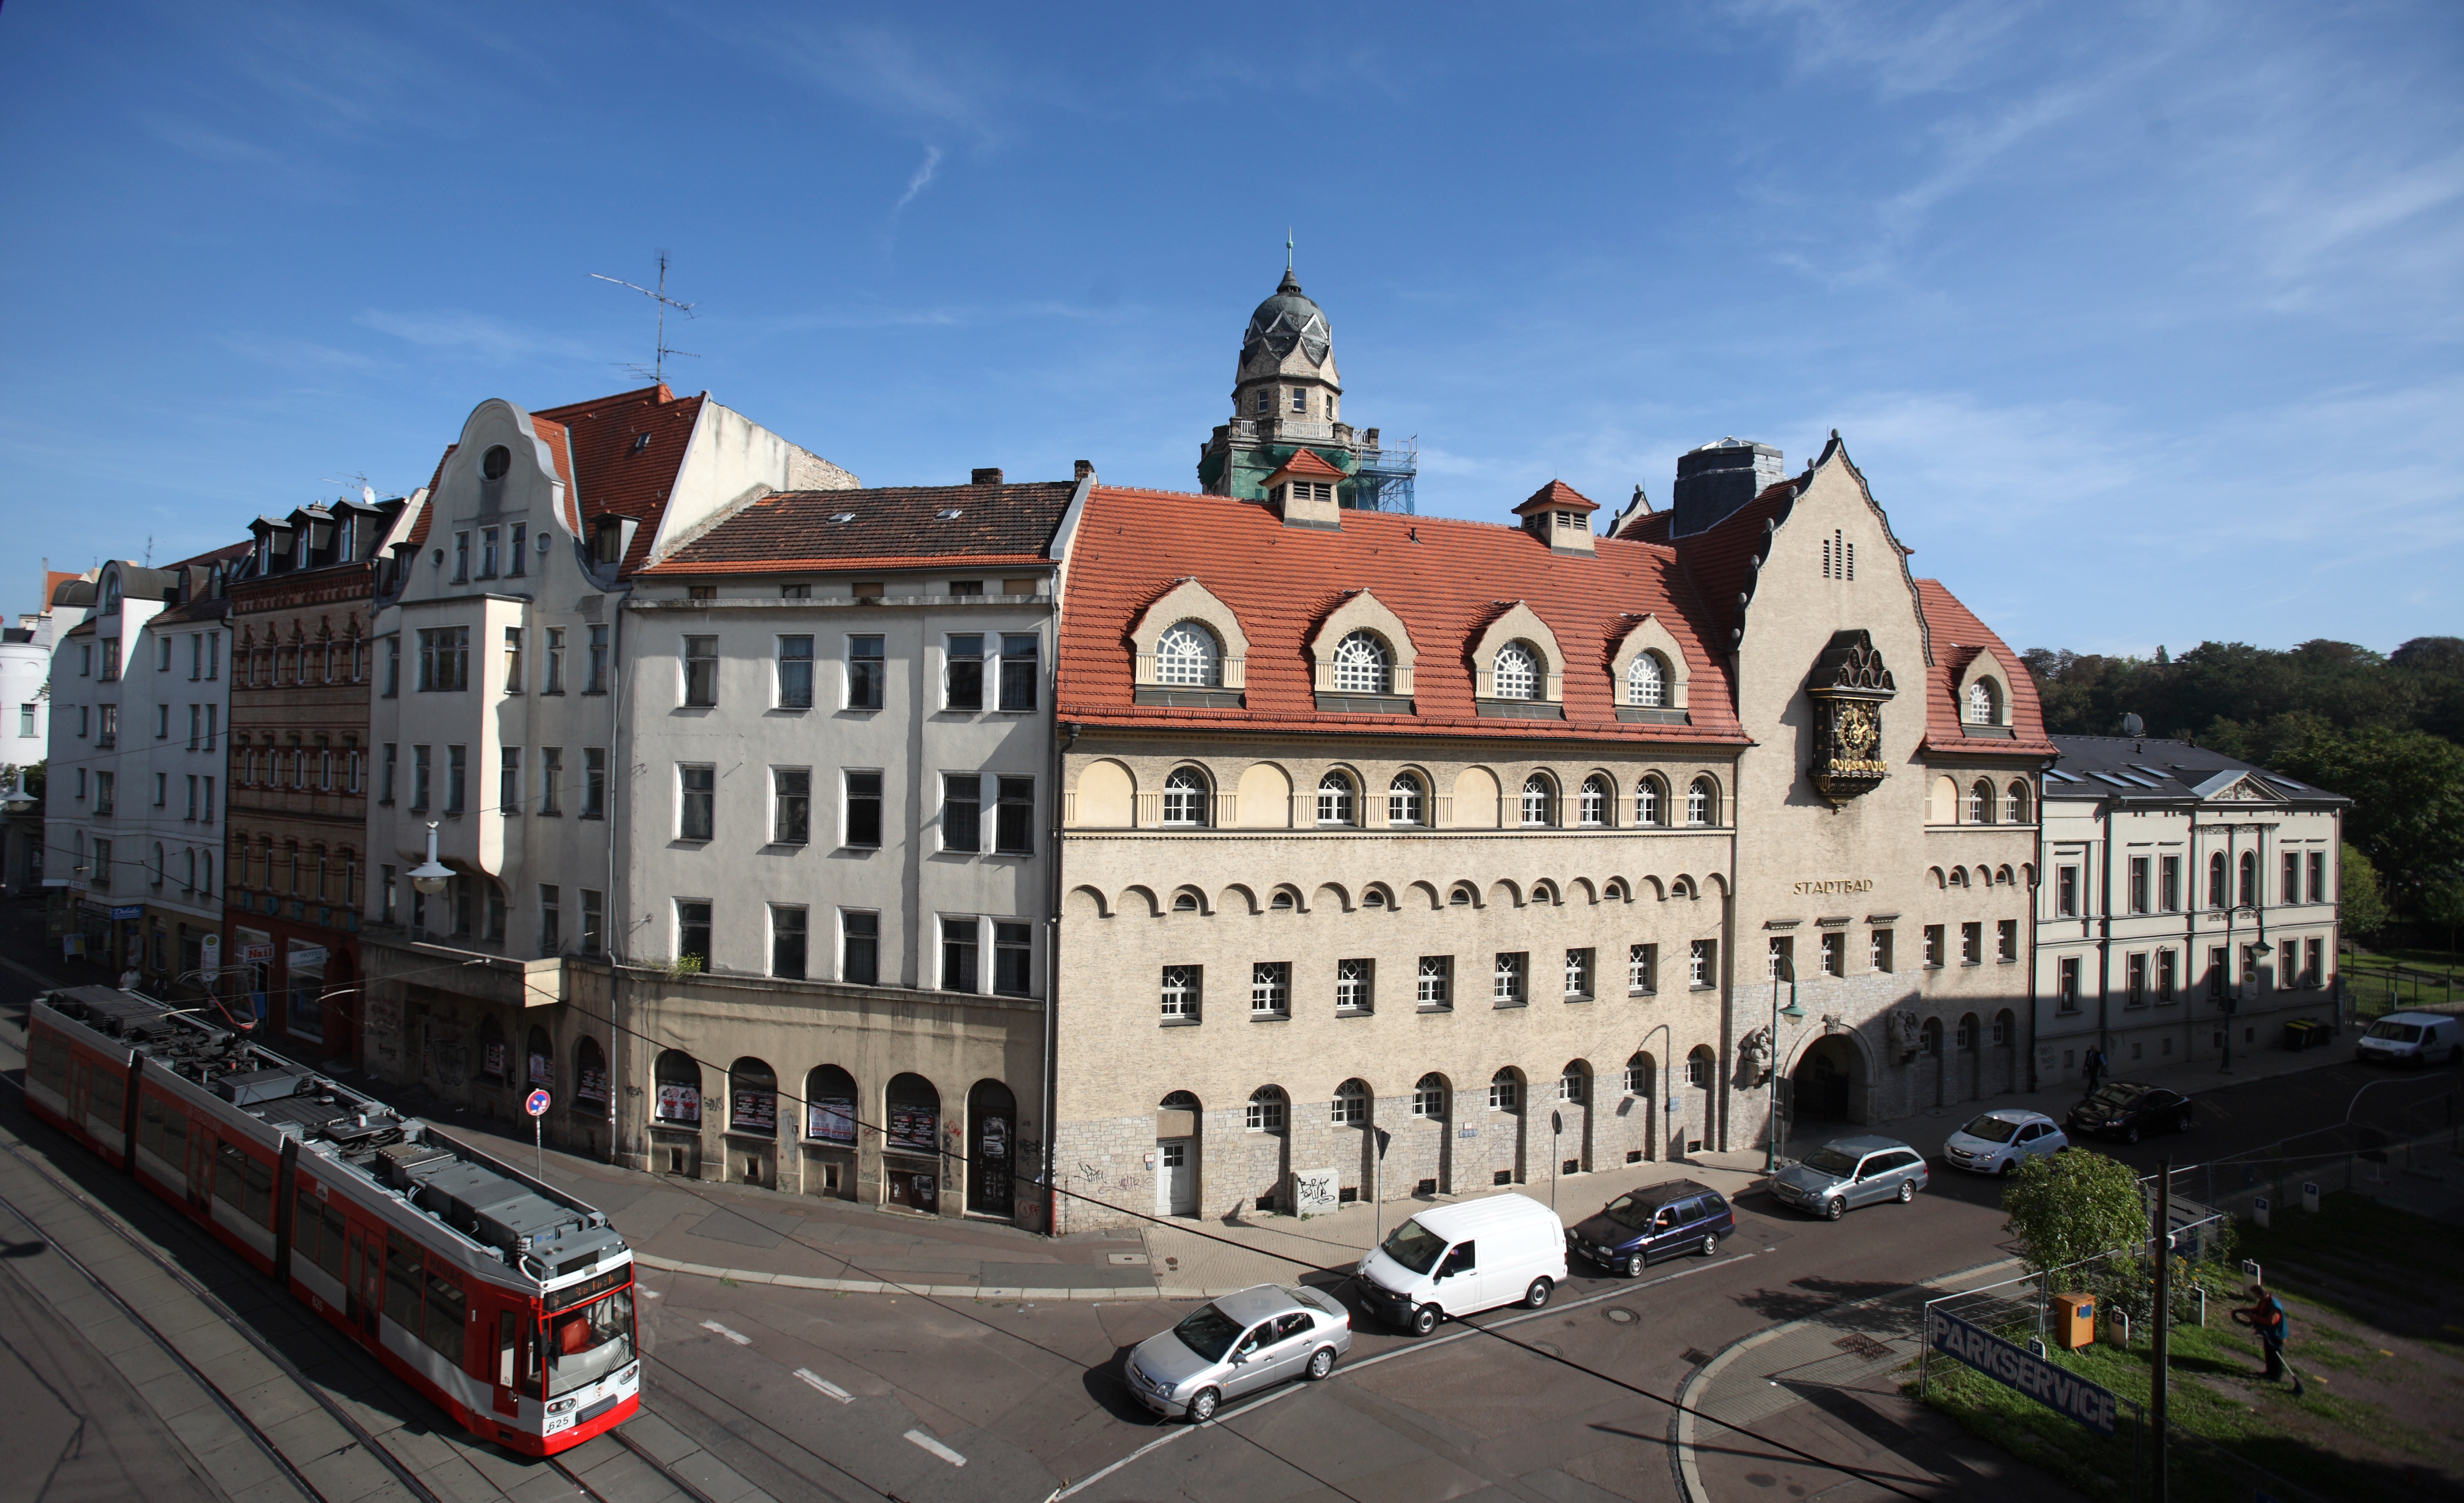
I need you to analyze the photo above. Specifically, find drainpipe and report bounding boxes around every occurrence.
[2097,802,2113,1067]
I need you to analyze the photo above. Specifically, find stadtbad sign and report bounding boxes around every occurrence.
[1925,1307,2119,1437]
[1791,879,1874,896]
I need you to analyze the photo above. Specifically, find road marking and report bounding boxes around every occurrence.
[794,1368,852,1403]
[699,1319,751,1345]
[905,1429,967,1466]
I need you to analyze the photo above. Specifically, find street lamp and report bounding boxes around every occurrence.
[409,821,453,895]
[1,776,35,814]
[1763,961,1808,1174]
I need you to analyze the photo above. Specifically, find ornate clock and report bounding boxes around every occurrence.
[1807,630,1896,804]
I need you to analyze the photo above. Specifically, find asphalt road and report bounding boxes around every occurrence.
[0,910,2455,1503]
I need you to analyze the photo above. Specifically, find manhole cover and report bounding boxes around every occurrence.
[1107,1253,1149,1265]
[1604,1307,1639,1325]
[1833,1333,1893,1361]
[1682,1348,1716,1366]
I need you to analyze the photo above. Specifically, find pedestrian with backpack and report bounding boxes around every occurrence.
[2082,1046,2106,1094]
[2232,1280,2305,1396]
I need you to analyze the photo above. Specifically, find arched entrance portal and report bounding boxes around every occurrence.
[1791,1035,1864,1126]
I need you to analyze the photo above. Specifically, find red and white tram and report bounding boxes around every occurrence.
[22,986,639,1455]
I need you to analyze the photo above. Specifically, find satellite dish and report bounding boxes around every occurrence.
[2120,713,2145,737]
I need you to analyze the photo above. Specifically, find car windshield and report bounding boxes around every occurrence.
[1960,1115,2022,1143]
[1380,1218,1447,1275]
[1800,1146,1861,1176]
[545,1287,635,1399]
[2084,1084,2143,1109]
[1601,1193,1668,1231]
[2367,1021,2423,1043]
[1171,1303,1245,1363]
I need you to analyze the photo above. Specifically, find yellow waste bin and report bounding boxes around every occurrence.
[2053,1292,2097,1350]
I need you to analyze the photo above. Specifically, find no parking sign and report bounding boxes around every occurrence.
[526,1089,552,1117]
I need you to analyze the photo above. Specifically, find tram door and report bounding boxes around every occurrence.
[183,1129,213,1212]
[491,1310,521,1418]
[65,1058,91,1130]
[347,1228,381,1340]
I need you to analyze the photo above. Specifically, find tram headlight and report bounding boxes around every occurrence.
[616,1363,639,1388]
[547,1397,577,1416]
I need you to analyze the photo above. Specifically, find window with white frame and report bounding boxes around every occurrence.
[1520,773,1555,826]
[1161,766,1210,826]
[1564,947,1593,997]
[1629,943,1656,992]
[1160,964,1200,1021]
[1316,771,1356,826]
[1246,1086,1286,1131]
[1416,955,1451,1007]
[1559,1066,1585,1103]
[1488,1069,1520,1111]
[1579,775,1609,826]
[1494,951,1526,1004]
[1331,630,1392,694]
[1634,775,1665,826]
[1689,939,1716,987]
[1624,1054,1652,1095]
[1251,961,1289,1016]
[1686,776,1717,826]
[1492,641,1538,700]
[1154,622,1221,686]
[1335,957,1372,1012]
[1388,772,1425,826]
[1331,1079,1368,1125]
[1412,1074,1446,1117]
[1966,678,2001,724]
[1628,652,1667,707]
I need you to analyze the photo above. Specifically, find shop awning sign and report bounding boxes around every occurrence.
[110,905,143,920]
[1925,1307,2118,1436]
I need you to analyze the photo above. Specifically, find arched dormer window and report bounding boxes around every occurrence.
[1316,771,1356,826]
[1520,773,1556,826]
[1332,631,1392,694]
[1686,776,1719,827]
[1634,775,1667,827]
[1968,779,1995,824]
[1629,652,1668,708]
[1162,767,1210,826]
[1153,622,1221,686]
[1966,678,2002,726]
[1579,775,1611,826]
[1492,642,1539,701]
[1387,772,1425,826]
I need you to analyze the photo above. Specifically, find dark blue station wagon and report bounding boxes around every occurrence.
[1566,1179,1735,1277]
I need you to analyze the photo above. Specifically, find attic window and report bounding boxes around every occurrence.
[481,445,511,480]
[630,433,651,454]
[829,513,857,524]
[936,509,964,520]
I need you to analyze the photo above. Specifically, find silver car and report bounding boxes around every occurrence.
[1767,1134,1929,1220]
[1124,1283,1353,1422]
[1942,1109,2067,1174]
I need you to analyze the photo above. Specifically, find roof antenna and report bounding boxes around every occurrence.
[591,250,700,385]
[144,535,154,568]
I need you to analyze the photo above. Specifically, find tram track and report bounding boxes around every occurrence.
[0,1049,732,1503]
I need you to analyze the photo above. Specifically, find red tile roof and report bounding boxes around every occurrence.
[531,384,705,576]
[1669,482,1799,650]
[1267,448,1348,484]
[1058,486,1745,745]
[645,481,1075,576]
[1514,479,1600,517]
[40,570,79,611]
[1913,578,2056,756]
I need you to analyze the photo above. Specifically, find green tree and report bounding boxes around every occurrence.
[2278,725,2464,911]
[2422,877,2464,955]
[2001,1151,2145,1282]
[2342,846,2391,940]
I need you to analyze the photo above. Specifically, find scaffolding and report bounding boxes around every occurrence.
[1349,433,1418,514]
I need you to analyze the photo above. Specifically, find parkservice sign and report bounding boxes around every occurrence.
[1925,1307,2119,1436]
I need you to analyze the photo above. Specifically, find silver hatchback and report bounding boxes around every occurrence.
[1124,1283,1353,1422]
[1768,1134,1929,1220]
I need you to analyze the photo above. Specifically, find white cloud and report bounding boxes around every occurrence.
[353,310,596,365]
[893,145,943,212]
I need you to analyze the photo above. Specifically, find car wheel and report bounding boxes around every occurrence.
[1897,1179,1916,1204]
[1825,1197,1845,1222]
[2124,1124,2141,1145]
[1409,1303,1440,1337]
[2175,1111,2192,1133]
[1523,1277,1553,1309]
[1997,1158,2015,1176]
[1187,1386,1220,1423]
[1698,1233,1719,1257]
[1306,1347,1336,1380]
[1624,1252,1646,1279]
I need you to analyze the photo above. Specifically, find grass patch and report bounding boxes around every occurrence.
[2233,1191,2464,1354]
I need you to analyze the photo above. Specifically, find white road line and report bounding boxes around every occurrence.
[699,1318,751,1345]
[793,1368,852,1403]
[905,1429,967,1466]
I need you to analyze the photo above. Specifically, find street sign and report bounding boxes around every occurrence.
[525,1089,552,1118]
[1925,1307,2119,1436]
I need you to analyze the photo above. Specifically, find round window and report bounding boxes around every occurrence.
[481,445,511,480]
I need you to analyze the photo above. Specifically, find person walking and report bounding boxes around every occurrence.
[2232,1281,2305,1396]
[2082,1045,2106,1094]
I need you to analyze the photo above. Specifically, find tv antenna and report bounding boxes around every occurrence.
[319,473,379,505]
[590,250,699,384]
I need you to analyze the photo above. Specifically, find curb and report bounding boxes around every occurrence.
[1671,1254,2022,1503]
[635,1252,1215,1301]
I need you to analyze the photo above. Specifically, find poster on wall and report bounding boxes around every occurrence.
[731,1089,777,1135]
[529,1053,552,1090]
[654,1083,701,1125]
[886,1105,938,1155]
[577,1065,610,1105]
[806,1096,856,1144]
[484,1042,507,1081]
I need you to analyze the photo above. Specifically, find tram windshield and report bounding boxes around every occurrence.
[545,1287,635,1398]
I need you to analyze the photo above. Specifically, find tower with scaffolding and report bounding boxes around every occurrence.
[1197,264,1419,513]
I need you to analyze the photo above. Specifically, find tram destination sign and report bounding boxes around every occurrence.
[1925,1307,2119,1436]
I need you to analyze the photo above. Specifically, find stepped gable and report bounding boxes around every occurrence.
[1058,484,1743,744]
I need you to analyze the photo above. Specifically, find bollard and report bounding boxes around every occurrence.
[2108,1310,2131,1348]
[2302,1181,2321,1213]
[2194,1284,2207,1328]
[2253,1195,2271,1229]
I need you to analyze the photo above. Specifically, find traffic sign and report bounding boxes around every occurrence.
[525,1089,552,1117]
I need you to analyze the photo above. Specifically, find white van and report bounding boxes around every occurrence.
[2357,1010,2464,1067]
[1355,1192,1568,1336]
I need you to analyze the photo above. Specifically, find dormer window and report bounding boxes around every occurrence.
[1966,678,2003,725]
[1154,622,1221,687]
[1629,652,1667,707]
[1492,642,1538,700]
[1331,631,1392,694]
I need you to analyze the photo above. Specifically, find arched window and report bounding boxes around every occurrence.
[526,1027,554,1093]
[1161,766,1210,826]
[1449,884,1474,906]
[885,1074,940,1158]
[1492,642,1538,700]
[804,1065,857,1143]
[574,1037,610,1108]
[1488,1069,1521,1112]
[1331,1079,1369,1126]
[1316,771,1356,826]
[1966,678,2002,724]
[1920,1019,1944,1057]
[1968,779,1995,824]
[1331,630,1392,694]
[729,1057,778,1136]
[1623,1053,1654,1096]
[2005,781,2030,824]
[1579,775,1611,827]
[2209,852,2227,909]
[183,848,197,889]
[1388,772,1425,826]
[1520,773,1555,826]
[201,850,212,893]
[1685,1046,1717,1089]
[1686,776,1718,827]
[1628,652,1667,708]
[2238,851,2257,910]
[1634,775,1667,827]
[1154,622,1221,686]
[1558,1064,1587,1103]
[151,841,165,889]
[1246,1085,1287,1132]
[1412,1074,1447,1118]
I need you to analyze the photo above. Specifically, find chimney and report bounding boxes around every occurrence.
[1670,438,1785,538]
[1073,460,1094,482]
[972,468,1004,486]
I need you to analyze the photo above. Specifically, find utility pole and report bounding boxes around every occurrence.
[2153,1156,2172,1503]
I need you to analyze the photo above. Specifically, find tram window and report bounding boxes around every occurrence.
[386,1237,425,1333]
[498,1312,519,1388]
[292,1188,319,1258]
[544,1287,637,1399]
[319,1208,347,1279]
[422,1271,468,1365]
[213,1141,270,1222]
[139,1094,185,1163]
[27,1032,68,1095]
[91,1064,125,1125]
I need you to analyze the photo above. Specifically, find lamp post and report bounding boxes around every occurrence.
[409,821,453,896]
[1763,961,1808,1174]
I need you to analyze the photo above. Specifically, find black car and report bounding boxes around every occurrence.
[2066,1081,2194,1143]
[1566,1179,1734,1277]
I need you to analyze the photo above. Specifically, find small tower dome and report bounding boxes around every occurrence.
[1243,269,1331,367]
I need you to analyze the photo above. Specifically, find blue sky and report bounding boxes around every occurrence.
[2,1,2458,655]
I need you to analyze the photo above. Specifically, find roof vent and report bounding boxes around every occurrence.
[972,468,1003,486]
[829,512,857,524]
[2120,712,2146,737]
[935,508,964,520]
[630,432,650,453]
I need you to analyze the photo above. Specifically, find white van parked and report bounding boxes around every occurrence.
[1355,1192,1569,1336]
[2357,1010,2464,1067]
